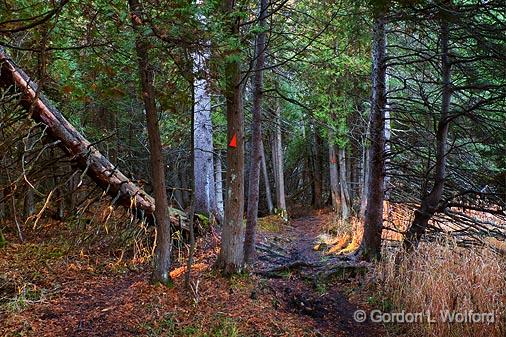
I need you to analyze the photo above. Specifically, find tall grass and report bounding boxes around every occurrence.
[371,239,505,337]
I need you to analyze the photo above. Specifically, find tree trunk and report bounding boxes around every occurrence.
[260,139,274,214]
[311,124,323,209]
[129,0,171,285]
[216,0,245,274]
[359,121,370,219]
[273,105,287,218]
[193,11,216,218]
[338,147,351,220]
[244,0,268,264]
[404,12,451,251]
[383,106,391,199]
[328,132,340,212]
[214,151,224,219]
[358,13,387,261]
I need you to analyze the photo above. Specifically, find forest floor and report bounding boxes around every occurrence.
[0,211,385,337]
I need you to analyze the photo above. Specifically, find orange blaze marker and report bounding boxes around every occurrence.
[229,133,237,148]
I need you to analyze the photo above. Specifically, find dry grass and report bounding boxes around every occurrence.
[370,239,506,337]
[316,213,364,255]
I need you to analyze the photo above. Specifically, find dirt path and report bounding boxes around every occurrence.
[255,214,383,337]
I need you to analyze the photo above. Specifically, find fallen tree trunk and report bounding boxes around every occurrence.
[0,46,184,226]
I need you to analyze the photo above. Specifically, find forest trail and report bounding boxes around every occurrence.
[255,213,383,337]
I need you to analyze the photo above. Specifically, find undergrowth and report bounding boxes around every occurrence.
[140,312,239,337]
[369,239,506,337]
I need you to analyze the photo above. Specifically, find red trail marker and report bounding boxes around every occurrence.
[229,133,237,148]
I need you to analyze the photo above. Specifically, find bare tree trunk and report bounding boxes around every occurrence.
[273,105,287,219]
[214,151,224,219]
[359,121,370,219]
[271,132,279,199]
[216,0,245,274]
[384,106,391,199]
[260,139,274,214]
[244,0,268,264]
[129,0,171,285]
[328,132,340,212]
[404,12,451,251]
[338,147,351,220]
[358,13,387,261]
[346,148,353,206]
[193,10,216,219]
[311,124,323,209]
[349,147,357,205]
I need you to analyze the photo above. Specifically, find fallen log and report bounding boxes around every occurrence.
[0,46,185,227]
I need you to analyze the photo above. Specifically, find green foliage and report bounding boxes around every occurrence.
[140,312,239,337]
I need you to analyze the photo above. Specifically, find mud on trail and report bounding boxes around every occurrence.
[255,214,383,337]
[0,214,382,337]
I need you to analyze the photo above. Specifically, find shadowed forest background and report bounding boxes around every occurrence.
[0,0,505,336]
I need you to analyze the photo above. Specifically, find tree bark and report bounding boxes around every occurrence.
[214,150,224,219]
[383,105,392,199]
[311,124,323,209]
[359,118,370,219]
[260,139,274,214]
[404,12,451,251]
[193,10,216,219]
[129,0,171,284]
[358,13,387,261]
[328,132,340,212]
[244,0,268,264]
[216,0,245,274]
[272,105,287,218]
[338,147,351,220]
